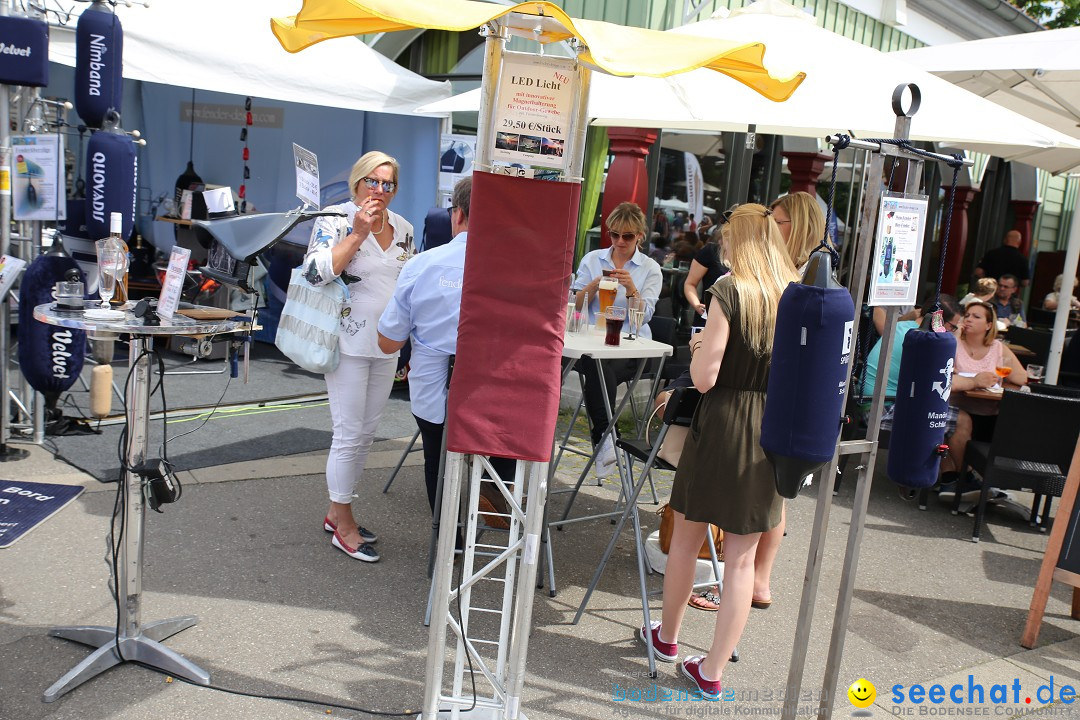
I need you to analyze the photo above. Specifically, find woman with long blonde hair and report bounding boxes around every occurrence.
[770,191,826,274]
[638,204,798,697]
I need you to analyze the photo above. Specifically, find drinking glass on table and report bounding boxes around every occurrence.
[994,365,1012,389]
[1026,364,1045,384]
[95,241,123,309]
[598,274,619,315]
[626,297,646,340]
[604,306,627,347]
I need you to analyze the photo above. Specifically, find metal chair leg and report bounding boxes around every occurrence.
[382,428,421,493]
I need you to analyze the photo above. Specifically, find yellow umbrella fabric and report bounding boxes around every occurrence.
[271,0,805,102]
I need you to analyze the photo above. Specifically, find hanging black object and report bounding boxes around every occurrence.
[75,1,123,129]
[887,329,957,489]
[0,15,49,87]
[760,248,855,498]
[174,88,205,217]
[84,112,137,241]
[18,252,87,422]
[885,153,967,490]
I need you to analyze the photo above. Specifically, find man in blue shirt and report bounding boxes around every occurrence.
[990,274,1026,327]
[378,177,512,517]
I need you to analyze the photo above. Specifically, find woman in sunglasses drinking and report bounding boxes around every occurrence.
[570,201,663,478]
[301,151,414,563]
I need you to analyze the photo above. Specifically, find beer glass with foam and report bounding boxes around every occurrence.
[598,275,619,315]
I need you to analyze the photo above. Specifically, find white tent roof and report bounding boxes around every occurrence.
[895,28,1080,175]
[47,0,451,115]
[419,0,1080,157]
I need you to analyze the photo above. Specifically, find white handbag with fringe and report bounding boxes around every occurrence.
[274,268,349,374]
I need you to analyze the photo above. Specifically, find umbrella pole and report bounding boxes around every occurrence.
[1046,184,1080,384]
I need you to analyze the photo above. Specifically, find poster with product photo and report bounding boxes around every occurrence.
[12,135,65,221]
[868,193,928,307]
[491,52,576,171]
[439,133,475,195]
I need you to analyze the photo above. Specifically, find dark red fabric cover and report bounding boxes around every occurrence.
[446,173,579,461]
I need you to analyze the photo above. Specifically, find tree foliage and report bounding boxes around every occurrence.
[1012,0,1080,29]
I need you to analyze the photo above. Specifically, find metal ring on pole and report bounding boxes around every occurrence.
[891,83,921,118]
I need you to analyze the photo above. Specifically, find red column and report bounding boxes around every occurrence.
[600,127,657,248]
[782,152,830,196]
[941,185,978,295]
[1011,199,1040,257]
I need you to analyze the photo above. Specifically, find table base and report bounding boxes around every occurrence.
[44,615,209,702]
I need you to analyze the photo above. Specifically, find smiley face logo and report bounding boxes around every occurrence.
[848,678,876,709]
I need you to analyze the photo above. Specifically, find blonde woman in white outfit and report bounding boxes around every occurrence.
[302,151,414,562]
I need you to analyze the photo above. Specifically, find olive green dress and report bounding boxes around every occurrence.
[668,276,782,535]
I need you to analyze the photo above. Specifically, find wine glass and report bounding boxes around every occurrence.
[96,242,122,309]
[994,365,1012,389]
[627,297,646,340]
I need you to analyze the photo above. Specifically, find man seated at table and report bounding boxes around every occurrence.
[377,177,514,522]
[859,294,974,497]
[990,273,1026,328]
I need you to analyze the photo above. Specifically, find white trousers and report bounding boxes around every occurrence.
[324,353,397,504]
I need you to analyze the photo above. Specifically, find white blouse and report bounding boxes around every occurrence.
[302,201,414,358]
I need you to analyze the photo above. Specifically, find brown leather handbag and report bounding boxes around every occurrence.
[657,503,723,561]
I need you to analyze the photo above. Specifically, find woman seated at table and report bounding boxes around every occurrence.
[951,300,1028,442]
[1043,274,1080,311]
[571,202,663,477]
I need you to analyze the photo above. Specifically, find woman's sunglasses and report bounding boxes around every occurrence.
[608,230,638,242]
[718,205,772,225]
[360,176,397,193]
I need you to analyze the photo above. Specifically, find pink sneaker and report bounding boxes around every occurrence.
[680,656,721,699]
[637,621,678,663]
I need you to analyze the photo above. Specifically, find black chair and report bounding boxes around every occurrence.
[963,389,1080,542]
[625,314,688,435]
[1002,326,1052,368]
[1030,383,1080,400]
[1026,307,1057,329]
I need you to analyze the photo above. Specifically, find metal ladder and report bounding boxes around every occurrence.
[422,453,547,720]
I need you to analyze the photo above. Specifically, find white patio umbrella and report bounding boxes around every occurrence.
[49,0,451,115]
[897,30,1080,383]
[418,0,1080,154]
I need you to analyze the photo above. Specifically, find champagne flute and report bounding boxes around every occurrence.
[994,365,1012,389]
[96,243,122,309]
[626,297,646,340]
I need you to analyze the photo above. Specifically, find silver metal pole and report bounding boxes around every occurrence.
[817,114,920,720]
[0,0,12,453]
[123,338,151,635]
[473,24,508,173]
[30,221,44,444]
[782,145,886,720]
[421,452,466,720]
[502,461,548,720]
[1046,180,1080,383]
[563,50,591,182]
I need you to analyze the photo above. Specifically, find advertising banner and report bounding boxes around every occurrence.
[868,193,929,307]
[12,135,64,221]
[492,53,576,171]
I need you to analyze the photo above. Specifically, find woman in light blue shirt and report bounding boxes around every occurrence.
[571,202,663,477]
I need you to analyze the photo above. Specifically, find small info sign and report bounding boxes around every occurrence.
[868,193,929,307]
[492,53,576,171]
[293,143,320,209]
